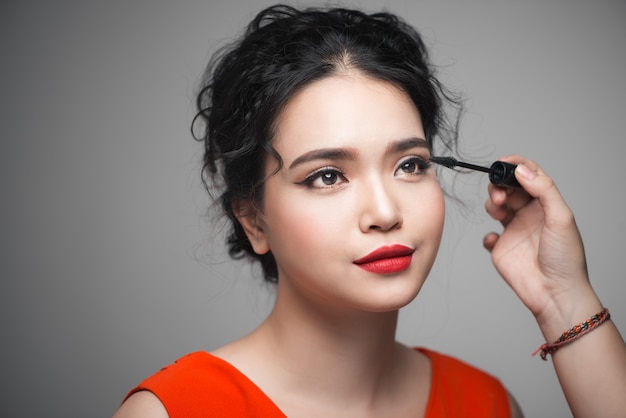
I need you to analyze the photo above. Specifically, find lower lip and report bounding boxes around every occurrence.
[355,255,412,274]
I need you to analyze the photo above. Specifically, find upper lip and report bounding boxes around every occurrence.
[353,244,414,264]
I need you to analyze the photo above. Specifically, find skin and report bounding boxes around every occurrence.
[114,71,626,417]
[484,156,626,417]
[223,72,447,416]
[248,74,445,316]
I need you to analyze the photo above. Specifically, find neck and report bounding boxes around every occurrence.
[247,279,406,408]
[267,300,399,365]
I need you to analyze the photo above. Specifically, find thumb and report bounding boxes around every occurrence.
[514,163,573,227]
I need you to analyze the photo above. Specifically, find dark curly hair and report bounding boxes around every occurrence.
[194,4,461,283]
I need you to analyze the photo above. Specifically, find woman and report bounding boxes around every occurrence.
[115,5,626,417]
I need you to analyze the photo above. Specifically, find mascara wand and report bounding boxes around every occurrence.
[430,156,521,189]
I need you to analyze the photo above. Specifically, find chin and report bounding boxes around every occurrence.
[359,281,424,313]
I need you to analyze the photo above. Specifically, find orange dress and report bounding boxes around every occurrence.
[125,348,510,417]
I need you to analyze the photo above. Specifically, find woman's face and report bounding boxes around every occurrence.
[245,72,445,313]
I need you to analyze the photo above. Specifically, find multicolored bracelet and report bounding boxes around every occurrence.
[533,308,611,361]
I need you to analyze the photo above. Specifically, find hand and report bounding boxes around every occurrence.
[483,155,595,327]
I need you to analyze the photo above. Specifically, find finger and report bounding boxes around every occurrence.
[485,193,511,223]
[484,156,543,226]
[487,183,508,206]
[513,163,574,228]
[483,232,499,253]
[490,155,538,209]
[495,185,533,213]
[485,184,532,226]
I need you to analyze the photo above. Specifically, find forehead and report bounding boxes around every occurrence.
[272,73,424,158]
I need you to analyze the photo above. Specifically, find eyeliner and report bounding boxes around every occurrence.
[430,156,521,189]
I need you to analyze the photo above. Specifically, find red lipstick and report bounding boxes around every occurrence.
[353,244,414,274]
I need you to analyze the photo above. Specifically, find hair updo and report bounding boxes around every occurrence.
[194,4,460,283]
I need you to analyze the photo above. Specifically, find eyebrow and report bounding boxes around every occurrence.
[289,148,357,169]
[288,137,429,169]
[388,137,429,153]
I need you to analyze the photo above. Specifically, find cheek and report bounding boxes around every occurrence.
[433,194,446,251]
[432,195,445,244]
[264,194,350,254]
[409,185,445,240]
[430,187,445,224]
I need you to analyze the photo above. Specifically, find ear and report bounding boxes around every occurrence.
[233,199,270,255]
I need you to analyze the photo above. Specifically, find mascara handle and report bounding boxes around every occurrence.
[489,161,521,189]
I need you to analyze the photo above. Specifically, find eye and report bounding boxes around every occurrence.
[395,156,432,176]
[298,168,348,189]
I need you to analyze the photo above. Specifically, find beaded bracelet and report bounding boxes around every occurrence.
[533,308,611,361]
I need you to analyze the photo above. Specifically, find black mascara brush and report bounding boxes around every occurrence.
[430,156,521,189]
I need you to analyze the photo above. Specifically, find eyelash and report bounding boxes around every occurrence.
[395,156,432,176]
[298,167,347,189]
[296,156,432,189]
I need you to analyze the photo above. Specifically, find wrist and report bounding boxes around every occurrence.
[533,307,610,360]
[534,283,603,343]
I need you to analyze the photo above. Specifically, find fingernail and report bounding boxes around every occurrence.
[516,163,536,181]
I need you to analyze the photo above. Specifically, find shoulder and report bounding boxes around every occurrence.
[113,391,168,418]
[113,352,212,418]
[116,351,285,418]
[113,352,221,418]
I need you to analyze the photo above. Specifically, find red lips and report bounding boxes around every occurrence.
[353,244,414,274]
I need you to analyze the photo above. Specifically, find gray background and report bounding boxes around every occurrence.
[2,1,625,416]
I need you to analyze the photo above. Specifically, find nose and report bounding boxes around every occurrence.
[358,178,403,232]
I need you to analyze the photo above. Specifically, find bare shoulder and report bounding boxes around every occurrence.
[507,390,524,418]
[112,391,168,418]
